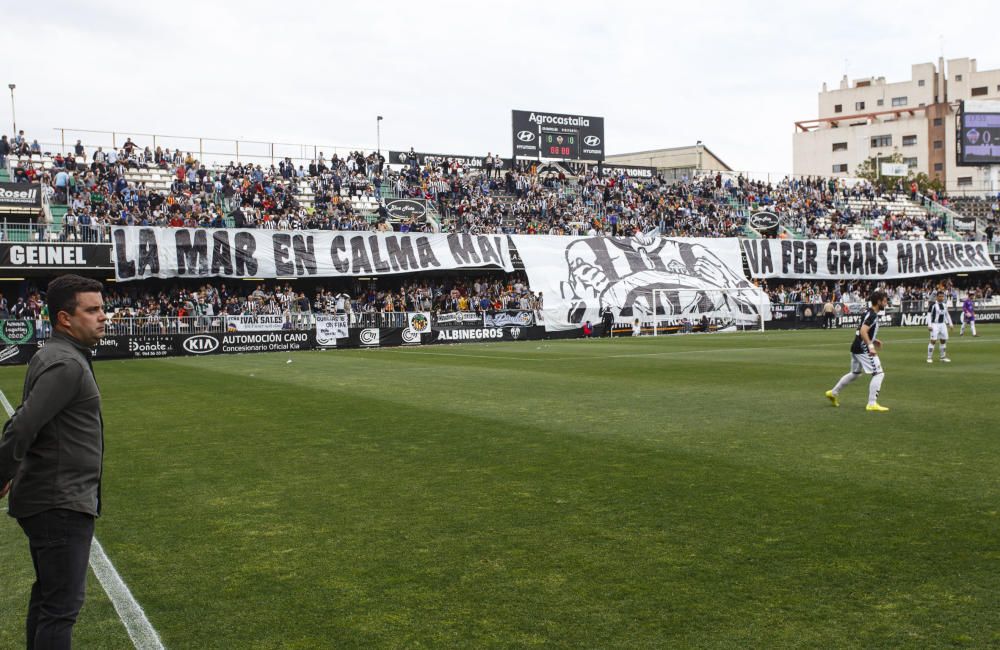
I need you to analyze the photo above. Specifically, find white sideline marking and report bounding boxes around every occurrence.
[0,390,165,649]
[88,538,166,649]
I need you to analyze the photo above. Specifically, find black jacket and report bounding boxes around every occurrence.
[0,331,103,518]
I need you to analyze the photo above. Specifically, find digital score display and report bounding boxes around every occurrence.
[957,101,1000,166]
[541,131,579,159]
[511,110,605,161]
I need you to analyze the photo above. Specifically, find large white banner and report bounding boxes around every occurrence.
[112,227,514,280]
[315,314,349,347]
[512,234,771,331]
[741,238,995,280]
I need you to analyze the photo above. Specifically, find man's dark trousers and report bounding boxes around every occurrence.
[18,509,95,649]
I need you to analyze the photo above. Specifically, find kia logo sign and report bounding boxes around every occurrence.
[182,335,220,354]
[583,135,601,147]
[386,199,426,220]
[516,131,536,143]
[748,211,780,233]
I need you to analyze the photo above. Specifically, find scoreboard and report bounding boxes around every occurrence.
[957,100,1000,166]
[512,110,605,162]
[541,132,579,159]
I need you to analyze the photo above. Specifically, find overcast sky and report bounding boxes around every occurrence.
[3,0,999,175]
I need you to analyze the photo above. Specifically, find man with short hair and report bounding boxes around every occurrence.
[825,290,890,412]
[0,274,107,649]
[927,290,952,363]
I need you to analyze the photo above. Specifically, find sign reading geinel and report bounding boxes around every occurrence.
[0,243,112,269]
[112,228,514,281]
[741,239,995,279]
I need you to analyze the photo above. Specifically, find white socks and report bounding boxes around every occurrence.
[928,342,948,359]
[868,373,884,406]
[832,372,859,395]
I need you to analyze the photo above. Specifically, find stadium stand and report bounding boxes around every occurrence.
[0,132,986,243]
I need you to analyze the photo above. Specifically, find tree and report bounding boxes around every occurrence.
[855,153,943,195]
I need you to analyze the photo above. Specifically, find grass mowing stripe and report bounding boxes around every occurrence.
[0,390,164,650]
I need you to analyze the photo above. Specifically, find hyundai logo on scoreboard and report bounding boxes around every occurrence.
[512,109,605,161]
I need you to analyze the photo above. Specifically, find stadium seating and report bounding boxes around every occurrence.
[0,135,988,244]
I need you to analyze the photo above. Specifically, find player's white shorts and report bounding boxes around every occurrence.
[850,352,883,375]
[929,323,949,340]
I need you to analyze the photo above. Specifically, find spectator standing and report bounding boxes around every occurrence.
[0,275,107,649]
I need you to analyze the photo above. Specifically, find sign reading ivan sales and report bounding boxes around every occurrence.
[742,239,994,280]
[112,228,514,281]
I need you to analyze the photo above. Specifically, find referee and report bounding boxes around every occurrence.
[0,274,107,649]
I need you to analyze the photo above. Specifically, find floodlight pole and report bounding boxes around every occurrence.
[7,84,15,135]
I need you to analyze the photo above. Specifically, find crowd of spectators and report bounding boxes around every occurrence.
[4,136,429,239]
[0,132,986,242]
[762,277,996,306]
[95,272,538,323]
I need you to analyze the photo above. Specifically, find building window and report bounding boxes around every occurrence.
[903,157,918,168]
[834,104,842,113]
[933,140,943,149]
[918,79,926,87]
[832,142,848,152]
[971,86,988,97]
[955,74,963,81]
[870,135,892,148]
[891,96,907,107]
[855,101,866,111]
[902,135,917,146]
[957,177,973,187]
[877,99,885,106]
[934,162,944,171]
[832,164,848,173]
[933,117,943,126]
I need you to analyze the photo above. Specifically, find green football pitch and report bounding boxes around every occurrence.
[1,326,998,648]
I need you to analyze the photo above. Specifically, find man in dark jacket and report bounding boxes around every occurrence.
[0,135,10,168]
[0,274,107,649]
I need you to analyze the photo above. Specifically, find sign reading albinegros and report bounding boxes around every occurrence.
[112,227,514,280]
[741,239,995,279]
